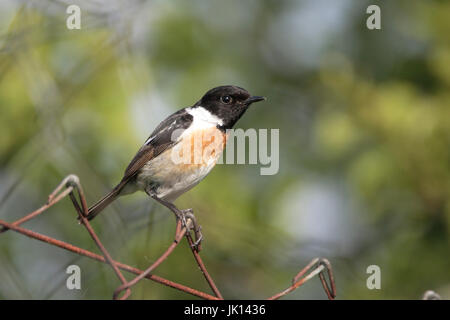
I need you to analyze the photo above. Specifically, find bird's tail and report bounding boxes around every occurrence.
[80,183,124,221]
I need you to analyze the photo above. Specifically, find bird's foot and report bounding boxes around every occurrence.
[178,208,203,251]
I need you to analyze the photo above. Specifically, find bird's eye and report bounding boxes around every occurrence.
[221,95,232,104]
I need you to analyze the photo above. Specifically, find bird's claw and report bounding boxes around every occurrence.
[178,209,203,251]
[191,232,203,251]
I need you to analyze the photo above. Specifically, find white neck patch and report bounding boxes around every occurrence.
[186,106,223,127]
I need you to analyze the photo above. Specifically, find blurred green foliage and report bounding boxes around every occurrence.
[0,0,449,299]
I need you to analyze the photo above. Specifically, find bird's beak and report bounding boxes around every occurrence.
[246,96,266,105]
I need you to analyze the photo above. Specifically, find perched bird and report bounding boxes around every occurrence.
[84,85,265,246]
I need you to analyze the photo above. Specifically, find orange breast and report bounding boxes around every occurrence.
[173,127,228,169]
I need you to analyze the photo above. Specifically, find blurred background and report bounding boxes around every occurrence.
[0,0,449,299]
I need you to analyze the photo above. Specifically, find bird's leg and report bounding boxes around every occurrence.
[146,189,203,250]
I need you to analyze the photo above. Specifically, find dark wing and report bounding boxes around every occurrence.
[120,108,193,184]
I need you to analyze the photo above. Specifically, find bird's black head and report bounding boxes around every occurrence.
[196,85,265,130]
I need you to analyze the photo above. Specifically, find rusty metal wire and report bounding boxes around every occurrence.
[267,258,336,300]
[0,174,336,300]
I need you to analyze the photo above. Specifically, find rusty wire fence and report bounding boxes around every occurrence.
[0,174,336,300]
